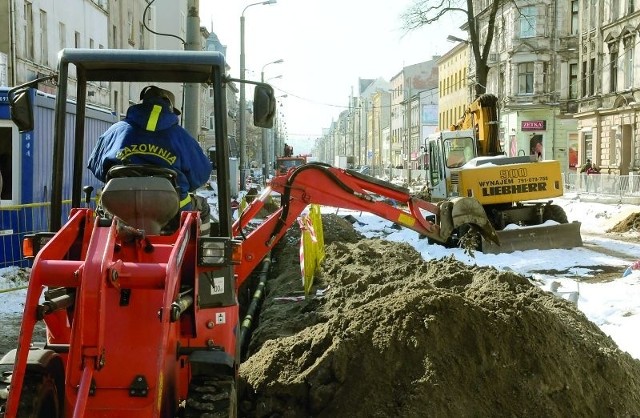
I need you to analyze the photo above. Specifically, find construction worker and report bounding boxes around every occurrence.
[88,85,212,211]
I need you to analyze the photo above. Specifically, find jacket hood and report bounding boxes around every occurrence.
[124,100,180,131]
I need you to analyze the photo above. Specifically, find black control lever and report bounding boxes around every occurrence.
[83,186,94,207]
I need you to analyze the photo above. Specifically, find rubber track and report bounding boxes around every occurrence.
[184,375,236,418]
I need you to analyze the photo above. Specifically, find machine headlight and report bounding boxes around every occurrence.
[198,238,242,266]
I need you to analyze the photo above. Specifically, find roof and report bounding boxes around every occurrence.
[58,48,227,83]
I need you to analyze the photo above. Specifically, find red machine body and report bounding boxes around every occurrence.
[3,208,239,417]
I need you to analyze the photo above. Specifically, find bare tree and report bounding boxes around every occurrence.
[401,0,501,97]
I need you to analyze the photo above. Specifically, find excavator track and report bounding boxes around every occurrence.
[183,375,237,418]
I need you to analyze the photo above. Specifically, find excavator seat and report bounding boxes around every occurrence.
[101,171,180,235]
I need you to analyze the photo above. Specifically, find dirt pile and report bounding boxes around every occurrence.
[608,211,640,233]
[239,214,640,417]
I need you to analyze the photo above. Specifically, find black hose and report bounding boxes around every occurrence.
[238,256,271,359]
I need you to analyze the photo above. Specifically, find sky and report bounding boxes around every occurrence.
[2,193,640,359]
[198,0,466,155]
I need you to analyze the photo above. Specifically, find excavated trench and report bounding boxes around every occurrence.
[237,214,640,418]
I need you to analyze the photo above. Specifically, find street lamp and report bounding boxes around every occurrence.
[239,0,277,191]
[446,34,469,44]
[260,58,284,182]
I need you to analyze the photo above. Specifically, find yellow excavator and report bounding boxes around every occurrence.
[424,94,582,253]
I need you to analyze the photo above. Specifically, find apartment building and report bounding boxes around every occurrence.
[0,0,109,99]
[472,0,579,171]
[574,0,640,175]
[437,41,468,131]
[389,57,439,169]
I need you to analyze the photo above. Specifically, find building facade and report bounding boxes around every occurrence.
[437,41,468,131]
[574,0,640,175]
[0,0,109,99]
[389,57,440,169]
[474,0,579,171]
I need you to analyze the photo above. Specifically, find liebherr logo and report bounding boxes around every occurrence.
[481,182,547,196]
[116,143,177,164]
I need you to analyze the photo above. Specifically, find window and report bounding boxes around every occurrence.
[518,62,534,94]
[628,0,635,14]
[590,57,596,95]
[590,0,597,26]
[127,11,134,44]
[581,61,587,96]
[25,2,34,59]
[59,22,65,50]
[74,31,80,48]
[569,63,578,99]
[609,129,619,165]
[571,0,579,34]
[0,127,14,201]
[89,38,94,49]
[112,25,117,47]
[39,10,47,65]
[583,131,593,162]
[612,0,619,20]
[520,6,536,38]
[624,36,635,88]
[610,51,618,92]
[139,23,145,49]
[445,137,475,168]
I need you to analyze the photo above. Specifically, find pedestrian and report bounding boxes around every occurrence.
[580,159,600,174]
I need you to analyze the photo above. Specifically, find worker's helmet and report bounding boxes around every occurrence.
[140,85,181,115]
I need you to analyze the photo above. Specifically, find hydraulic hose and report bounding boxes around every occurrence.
[238,255,271,358]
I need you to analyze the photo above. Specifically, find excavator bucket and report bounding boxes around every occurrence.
[438,197,500,245]
[481,222,583,254]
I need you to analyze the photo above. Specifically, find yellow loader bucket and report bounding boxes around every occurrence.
[481,222,583,254]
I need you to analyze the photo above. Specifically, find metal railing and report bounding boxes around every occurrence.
[562,172,640,203]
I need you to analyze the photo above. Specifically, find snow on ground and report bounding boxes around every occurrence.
[2,191,640,359]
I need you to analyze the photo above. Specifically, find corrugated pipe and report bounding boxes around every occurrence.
[238,255,271,357]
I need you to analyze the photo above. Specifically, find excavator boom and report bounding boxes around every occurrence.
[232,163,498,287]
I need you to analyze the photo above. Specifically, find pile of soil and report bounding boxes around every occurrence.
[607,211,640,233]
[238,214,640,417]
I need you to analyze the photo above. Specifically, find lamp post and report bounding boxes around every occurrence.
[261,59,284,183]
[240,0,277,190]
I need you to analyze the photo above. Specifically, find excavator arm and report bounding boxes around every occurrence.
[450,93,501,156]
[232,163,498,287]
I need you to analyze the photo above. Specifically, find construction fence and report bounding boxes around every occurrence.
[0,201,74,269]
